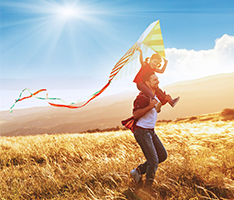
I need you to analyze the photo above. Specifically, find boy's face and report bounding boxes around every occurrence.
[149,58,161,70]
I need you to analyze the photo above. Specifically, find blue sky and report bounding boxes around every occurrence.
[0,0,234,111]
[1,0,234,80]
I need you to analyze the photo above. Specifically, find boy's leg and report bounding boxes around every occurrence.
[155,88,168,105]
[137,82,162,113]
[169,96,180,107]
[156,88,180,107]
[137,82,154,99]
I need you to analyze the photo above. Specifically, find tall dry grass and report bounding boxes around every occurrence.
[1,120,234,199]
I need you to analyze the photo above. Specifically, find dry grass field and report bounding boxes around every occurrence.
[1,109,234,199]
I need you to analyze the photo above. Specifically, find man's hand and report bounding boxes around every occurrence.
[149,98,157,109]
[133,98,157,119]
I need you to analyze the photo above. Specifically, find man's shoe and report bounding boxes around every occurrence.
[155,102,162,113]
[130,168,142,183]
[169,96,180,107]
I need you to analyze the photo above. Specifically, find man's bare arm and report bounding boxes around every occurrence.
[133,99,157,119]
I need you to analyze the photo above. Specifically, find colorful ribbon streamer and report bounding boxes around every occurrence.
[10,81,111,112]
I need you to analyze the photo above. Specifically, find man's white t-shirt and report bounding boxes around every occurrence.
[136,106,158,129]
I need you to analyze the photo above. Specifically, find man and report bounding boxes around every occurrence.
[122,71,168,196]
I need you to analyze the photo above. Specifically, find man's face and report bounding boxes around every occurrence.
[148,74,159,90]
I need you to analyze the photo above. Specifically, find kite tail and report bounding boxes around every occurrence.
[10,82,110,111]
[10,88,47,112]
[47,81,111,109]
[10,86,98,112]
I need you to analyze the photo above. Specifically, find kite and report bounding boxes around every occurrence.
[10,20,165,112]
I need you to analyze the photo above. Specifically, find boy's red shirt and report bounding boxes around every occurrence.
[133,63,154,83]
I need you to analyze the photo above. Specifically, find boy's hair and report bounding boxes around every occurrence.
[142,71,155,83]
[150,53,161,62]
[144,57,150,63]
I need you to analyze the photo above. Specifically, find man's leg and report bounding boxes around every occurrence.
[137,161,148,175]
[137,131,167,173]
[151,131,167,163]
[134,128,159,188]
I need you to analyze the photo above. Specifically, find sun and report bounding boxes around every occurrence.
[55,5,79,20]
[57,6,77,19]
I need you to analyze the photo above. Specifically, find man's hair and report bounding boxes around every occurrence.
[142,71,155,83]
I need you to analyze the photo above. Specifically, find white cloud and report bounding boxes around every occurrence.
[159,34,234,86]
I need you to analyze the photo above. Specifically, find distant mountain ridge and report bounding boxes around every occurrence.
[1,72,234,136]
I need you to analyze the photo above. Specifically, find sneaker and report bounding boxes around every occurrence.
[130,168,142,183]
[155,102,162,113]
[169,96,180,107]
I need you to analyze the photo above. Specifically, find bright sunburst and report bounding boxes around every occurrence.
[53,4,83,21]
[58,6,77,19]
[1,0,117,79]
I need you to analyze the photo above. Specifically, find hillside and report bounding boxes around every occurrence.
[1,111,234,199]
[0,72,234,136]
[159,72,234,120]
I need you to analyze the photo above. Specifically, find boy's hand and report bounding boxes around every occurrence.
[137,47,142,52]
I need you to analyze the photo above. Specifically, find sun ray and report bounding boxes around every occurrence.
[1,0,137,78]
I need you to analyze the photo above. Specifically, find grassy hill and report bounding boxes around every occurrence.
[1,72,234,137]
[1,109,234,199]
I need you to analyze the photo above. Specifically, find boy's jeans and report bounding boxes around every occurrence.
[134,127,167,188]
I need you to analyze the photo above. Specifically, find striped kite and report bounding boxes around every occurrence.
[10,20,165,112]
